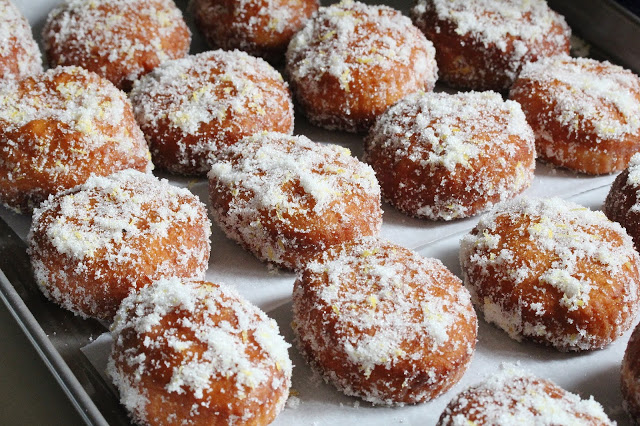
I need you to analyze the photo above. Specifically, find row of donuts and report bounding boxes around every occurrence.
[107,276,624,425]
[29,161,638,423]
[1,0,318,89]
[4,0,640,222]
[0,0,571,93]
[111,234,636,425]
[24,130,640,424]
[3,50,640,225]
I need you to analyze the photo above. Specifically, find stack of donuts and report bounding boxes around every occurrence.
[2,0,640,424]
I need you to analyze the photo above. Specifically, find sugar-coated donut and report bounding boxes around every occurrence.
[510,55,640,174]
[208,132,382,270]
[43,0,190,91]
[285,0,438,133]
[364,91,535,221]
[604,153,640,248]
[130,49,294,176]
[0,66,152,213]
[191,0,319,63]
[622,322,640,424]
[437,363,614,425]
[108,277,292,426]
[0,0,42,81]
[411,0,570,90]
[460,197,640,351]
[293,237,477,405]
[28,170,211,320]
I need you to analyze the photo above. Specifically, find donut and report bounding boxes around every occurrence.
[191,0,319,63]
[42,0,190,91]
[0,66,152,213]
[108,277,292,426]
[622,322,640,423]
[28,170,211,320]
[0,0,42,81]
[509,55,640,174]
[411,0,570,90]
[285,0,438,133]
[604,153,640,248]
[364,91,536,221]
[460,197,640,351]
[130,49,294,176]
[292,237,477,405]
[208,132,382,270]
[437,363,614,425]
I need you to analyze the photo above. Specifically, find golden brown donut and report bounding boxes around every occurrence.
[293,237,477,405]
[0,66,152,213]
[604,154,640,248]
[460,197,640,351]
[285,0,438,133]
[364,91,535,220]
[191,0,319,63]
[42,0,190,91]
[0,0,42,81]
[510,56,640,175]
[411,0,570,90]
[438,364,614,425]
[108,277,292,426]
[208,132,382,270]
[130,49,294,176]
[28,170,211,320]
[622,322,640,424]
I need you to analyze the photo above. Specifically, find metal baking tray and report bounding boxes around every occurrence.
[2,0,640,425]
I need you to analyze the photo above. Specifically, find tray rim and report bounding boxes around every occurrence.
[0,269,106,426]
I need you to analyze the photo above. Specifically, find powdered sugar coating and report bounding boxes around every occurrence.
[437,363,613,425]
[293,237,477,405]
[28,169,211,319]
[628,153,640,186]
[412,0,570,90]
[622,323,640,423]
[0,66,152,213]
[510,55,640,174]
[460,197,640,351]
[514,56,640,139]
[0,0,42,81]
[43,0,190,91]
[192,0,319,63]
[108,277,292,425]
[130,49,294,175]
[286,0,438,132]
[208,132,382,270]
[364,91,535,220]
[416,0,566,49]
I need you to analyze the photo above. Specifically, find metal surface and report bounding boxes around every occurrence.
[0,218,128,425]
[549,0,640,74]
